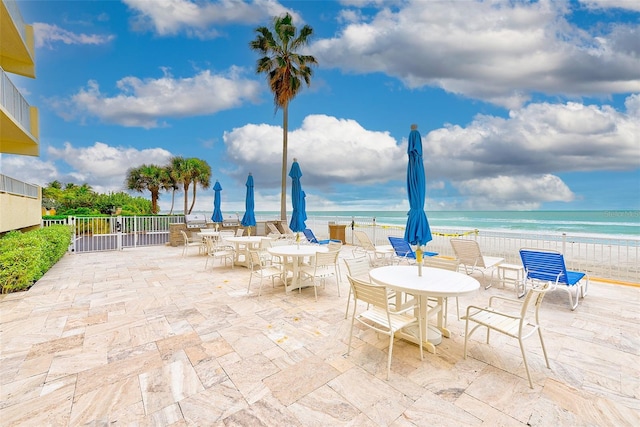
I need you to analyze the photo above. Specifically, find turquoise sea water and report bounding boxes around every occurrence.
[254,210,640,238]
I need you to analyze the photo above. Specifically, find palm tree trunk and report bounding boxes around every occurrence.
[169,189,176,215]
[280,105,289,221]
[183,183,190,215]
[151,189,159,214]
[189,184,197,214]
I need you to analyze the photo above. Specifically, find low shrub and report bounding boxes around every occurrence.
[0,225,72,293]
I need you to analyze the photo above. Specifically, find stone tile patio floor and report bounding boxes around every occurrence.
[1,244,639,426]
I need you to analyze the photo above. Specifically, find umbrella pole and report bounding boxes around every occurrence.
[416,246,423,276]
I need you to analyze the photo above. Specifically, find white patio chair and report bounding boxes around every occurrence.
[347,274,423,380]
[450,238,504,289]
[462,282,551,388]
[235,228,244,237]
[327,240,343,252]
[180,230,204,257]
[246,250,284,297]
[299,249,341,301]
[204,236,235,269]
[423,256,461,325]
[343,256,372,319]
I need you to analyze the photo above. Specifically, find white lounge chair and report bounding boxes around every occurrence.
[450,238,504,289]
[353,230,392,266]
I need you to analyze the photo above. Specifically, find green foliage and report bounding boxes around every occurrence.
[0,225,72,293]
[43,182,154,216]
[40,155,210,216]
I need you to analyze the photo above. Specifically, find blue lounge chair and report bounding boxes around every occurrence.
[519,248,589,311]
[303,229,341,245]
[388,237,437,264]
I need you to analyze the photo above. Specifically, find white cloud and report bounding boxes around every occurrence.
[579,0,640,12]
[223,114,406,188]
[424,94,640,183]
[311,0,640,108]
[46,142,173,193]
[457,174,575,210]
[33,23,115,49]
[123,0,299,38]
[0,155,60,186]
[52,67,262,128]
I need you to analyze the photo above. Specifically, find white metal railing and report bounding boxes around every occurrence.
[43,216,182,252]
[0,174,38,198]
[0,67,32,132]
[334,222,639,283]
[41,214,639,282]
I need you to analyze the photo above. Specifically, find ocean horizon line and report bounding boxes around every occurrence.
[188,209,639,238]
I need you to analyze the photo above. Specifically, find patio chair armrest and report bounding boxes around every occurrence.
[489,295,524,307]
[391,300,420,316]
[464,304,521,320]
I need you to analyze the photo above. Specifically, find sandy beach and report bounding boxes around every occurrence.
[1,243,638,426]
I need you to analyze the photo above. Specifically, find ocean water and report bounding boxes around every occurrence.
[253,210,640,238]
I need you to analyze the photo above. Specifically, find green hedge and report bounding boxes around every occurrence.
[0,225,72,294]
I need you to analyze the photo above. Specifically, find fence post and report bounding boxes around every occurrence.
[372,217,377,245]
[562,233,566,254]
[70,216,76,253]
[116,215,123,251]
[134,215,138,248]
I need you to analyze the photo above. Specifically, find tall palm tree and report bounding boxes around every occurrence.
[188,159,212,214]
[162,163,179,215]
[250,13,317,221]
[168,156,193,215]
[125,164,164,214]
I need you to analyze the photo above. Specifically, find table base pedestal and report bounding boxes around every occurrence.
[396,324,443,354]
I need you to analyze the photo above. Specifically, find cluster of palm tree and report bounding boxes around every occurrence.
[125,156,211,215]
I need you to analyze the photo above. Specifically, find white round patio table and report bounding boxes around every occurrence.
[369,265,480,354]
[268,244,329,293]
[224,236,272,267]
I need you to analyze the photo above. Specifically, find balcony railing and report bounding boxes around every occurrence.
[0,173,38,198]
[3,0,28,44]
[0,66,32,132]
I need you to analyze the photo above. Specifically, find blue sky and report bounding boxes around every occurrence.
[3,0,639,214]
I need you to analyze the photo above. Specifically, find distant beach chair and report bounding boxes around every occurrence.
[303,228,340,245]
[388,236,437,264]
[353,230,392,266]
[519,248,589,311]
[267,222,287,239]
[279,221,296,240]
[450,238,504,288]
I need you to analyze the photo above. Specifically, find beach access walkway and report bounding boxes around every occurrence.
[1,244,638,426]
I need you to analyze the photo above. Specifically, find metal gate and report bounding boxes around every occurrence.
[47,216,179,253]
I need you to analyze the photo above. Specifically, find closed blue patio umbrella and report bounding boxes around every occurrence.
[211,180,223,224]
[404,124,432,270]
[289,159,307,238]
[241,173,256,232]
